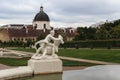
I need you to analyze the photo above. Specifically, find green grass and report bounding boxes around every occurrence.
[57,49,120,63]
[10,47,120,63]
[9,48,120,63]
[11,47,36,53]
[2,47,120,66]
[63,60,98,66]
[0,57,29,66]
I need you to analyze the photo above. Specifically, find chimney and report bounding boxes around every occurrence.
[25,25,28,34]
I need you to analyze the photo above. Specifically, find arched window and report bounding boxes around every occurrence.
[34,24,37,29]
[44,24,46,29]
[51,27,53,30]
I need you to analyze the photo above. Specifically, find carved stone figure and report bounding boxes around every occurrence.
[32,30,64,59]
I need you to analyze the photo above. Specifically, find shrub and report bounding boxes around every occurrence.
[63,40,120,48]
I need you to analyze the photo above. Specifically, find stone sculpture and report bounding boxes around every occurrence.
[32,30,64,59]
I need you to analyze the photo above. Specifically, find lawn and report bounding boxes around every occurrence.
[10,47,120,63]
[0,57,29,66]
[11,47,36,53]
[0,47,119,66]
[58,49,120,63]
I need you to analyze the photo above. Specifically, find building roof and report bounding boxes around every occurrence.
[7,28,75,38]
[8,28,50,38]
[33,6,50,22]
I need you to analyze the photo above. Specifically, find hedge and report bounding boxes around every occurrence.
[1,40,120,49]
[62,40,120,48]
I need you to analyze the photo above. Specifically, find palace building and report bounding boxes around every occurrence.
[33,6,51,30]
[0,6,76,42]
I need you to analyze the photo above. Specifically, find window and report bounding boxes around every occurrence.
[33,38,34,41]
[34,24,37,29]
[17,38,20,41]
[21,38,23,41]
[51,27,53,30]
[14,38,16,41]
[44,24,46,29]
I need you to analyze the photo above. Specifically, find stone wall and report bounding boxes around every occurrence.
[0,29,10,42]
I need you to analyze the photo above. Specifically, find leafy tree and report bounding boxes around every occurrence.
[37,34,46,41]
[74,27,96,40]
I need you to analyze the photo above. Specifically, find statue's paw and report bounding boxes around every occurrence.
[34,53,38,56]
[52,54,58,58]
[40,55,47,59]
[31,54,37,57]
[31,55,46,60]
[31,53,42,59]
[31,55,38,59]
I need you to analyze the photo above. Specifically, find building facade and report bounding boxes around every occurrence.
[33,6,51,30]
[0,6,76,42]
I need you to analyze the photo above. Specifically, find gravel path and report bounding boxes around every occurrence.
[60,56,119,65]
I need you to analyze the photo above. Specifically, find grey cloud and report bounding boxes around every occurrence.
[48,0,119,15]
[0,0,120,27]
[46,0,120,25]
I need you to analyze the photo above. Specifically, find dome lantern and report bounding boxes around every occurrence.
[40,6,43,12]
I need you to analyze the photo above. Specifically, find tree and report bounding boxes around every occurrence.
[86,27,96,40]
[74,27,96,40]
[75,27,86,40]
[37,34,46,41]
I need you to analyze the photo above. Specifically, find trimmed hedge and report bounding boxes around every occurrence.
[1,40,120,49]
[62,40,120,48]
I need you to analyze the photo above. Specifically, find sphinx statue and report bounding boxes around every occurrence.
[31,30,64,59]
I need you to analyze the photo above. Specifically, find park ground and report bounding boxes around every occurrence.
[0,47,120,70]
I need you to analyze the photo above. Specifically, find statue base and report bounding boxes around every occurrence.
[28,58,63,74]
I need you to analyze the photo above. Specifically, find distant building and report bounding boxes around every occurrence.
[1,24,25,29]
[0,6,76,42]
[33,6,51,30]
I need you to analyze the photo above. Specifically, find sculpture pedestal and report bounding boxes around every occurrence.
[28,59,63,74]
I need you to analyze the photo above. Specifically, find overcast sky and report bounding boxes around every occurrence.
[0,0,120,28]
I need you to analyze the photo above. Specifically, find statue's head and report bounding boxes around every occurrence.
[50,30,55,36]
